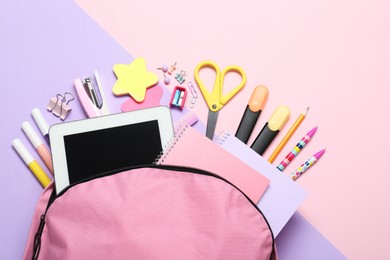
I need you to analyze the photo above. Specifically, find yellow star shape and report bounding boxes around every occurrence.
[112,57,159,102]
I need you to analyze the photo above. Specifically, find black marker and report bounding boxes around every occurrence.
[235,85,268,143]
[250,106,290,155]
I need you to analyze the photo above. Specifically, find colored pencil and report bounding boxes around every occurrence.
[290,148,326,181]
[277,126,318,171]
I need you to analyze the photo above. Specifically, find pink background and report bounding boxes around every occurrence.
[75,0,390,259]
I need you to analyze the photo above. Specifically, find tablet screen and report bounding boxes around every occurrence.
[63,120,162,184]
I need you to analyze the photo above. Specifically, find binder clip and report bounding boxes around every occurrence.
[47,92,74,120]
[169,86,187,110]
[175,70,188,84]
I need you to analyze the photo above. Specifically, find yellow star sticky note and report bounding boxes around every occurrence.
[112,57,159,102]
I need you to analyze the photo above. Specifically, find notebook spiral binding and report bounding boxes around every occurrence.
[214,130,231,145]
[154,124,189,165]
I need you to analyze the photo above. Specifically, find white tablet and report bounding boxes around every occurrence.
[50,106,174,194]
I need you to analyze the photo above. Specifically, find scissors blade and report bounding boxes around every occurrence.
[206,110,219,140]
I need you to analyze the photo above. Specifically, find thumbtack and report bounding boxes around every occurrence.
[168,61,177,75]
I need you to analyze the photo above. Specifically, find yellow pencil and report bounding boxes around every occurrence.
[12,138,51,188]
[268,107,309,163]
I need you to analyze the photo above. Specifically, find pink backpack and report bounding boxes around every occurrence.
[23,165,277,260]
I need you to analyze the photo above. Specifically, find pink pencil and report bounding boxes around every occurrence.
[290,148,326,181]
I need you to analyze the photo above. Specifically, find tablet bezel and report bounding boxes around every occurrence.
[50,106,174,194]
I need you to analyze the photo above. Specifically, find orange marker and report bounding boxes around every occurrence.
[235,86,268,144]
[268,107,309,163]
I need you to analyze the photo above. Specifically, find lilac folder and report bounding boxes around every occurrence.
[216,132,307,236]
[216,132,346,259]
[1,0,345,259]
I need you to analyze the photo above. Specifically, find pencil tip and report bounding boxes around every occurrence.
[314,148,326,159]
[303,106,310,115]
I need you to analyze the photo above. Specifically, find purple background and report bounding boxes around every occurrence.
[0,1,345,259]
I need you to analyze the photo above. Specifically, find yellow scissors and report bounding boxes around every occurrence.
[194,61,247,139]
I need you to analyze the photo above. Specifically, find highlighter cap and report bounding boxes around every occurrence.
[22,121,43,148]
[32,108,50,136]
[248,85,268,112]
[12,138,34,165]
[268,106,290,131]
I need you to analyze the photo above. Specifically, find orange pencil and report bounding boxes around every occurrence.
[268,107,309,163]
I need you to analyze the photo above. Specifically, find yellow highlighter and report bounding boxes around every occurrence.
[12,138,51,188]
[250,106,290,156]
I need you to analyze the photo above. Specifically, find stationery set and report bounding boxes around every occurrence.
[18,58,325,260]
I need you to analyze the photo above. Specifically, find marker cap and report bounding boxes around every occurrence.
[248,85,268,112]
[12,138,34,165]
[268,106,290,131]
[22,121,43,148]
[32,108,50,136]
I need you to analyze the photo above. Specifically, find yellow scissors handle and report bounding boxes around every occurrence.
[194,61,246,112]
[220,65,246,105]
[194,61,222,112]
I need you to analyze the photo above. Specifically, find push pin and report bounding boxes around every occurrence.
[157,64,172,85]
[175,70,188,84]
[169,86,187,110]
[47,92,74,120]
[157,65,169,73]
[163,73,170,85]
[167,61,177,75]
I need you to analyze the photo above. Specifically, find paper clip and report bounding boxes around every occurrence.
[187,81,198,108]
[47,92,74,120]
[175,70,188,84]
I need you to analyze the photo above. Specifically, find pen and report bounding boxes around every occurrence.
[31,108,50,143]
[22,121,54,174]
[268,107,309,163]
[290,148,326,181]
[235,85,268,144]
[250,105,290,155]
[12,138,51,188]
[277,126,318,171]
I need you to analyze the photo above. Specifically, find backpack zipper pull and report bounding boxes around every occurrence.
[32,214,45,260]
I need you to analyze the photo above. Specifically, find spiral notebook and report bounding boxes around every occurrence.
[215,131,307,236]
[156,125,270,203]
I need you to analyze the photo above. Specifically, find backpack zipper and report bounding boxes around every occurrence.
[32,164,275,259]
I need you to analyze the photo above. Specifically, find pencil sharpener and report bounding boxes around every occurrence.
[169,86,187,110]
